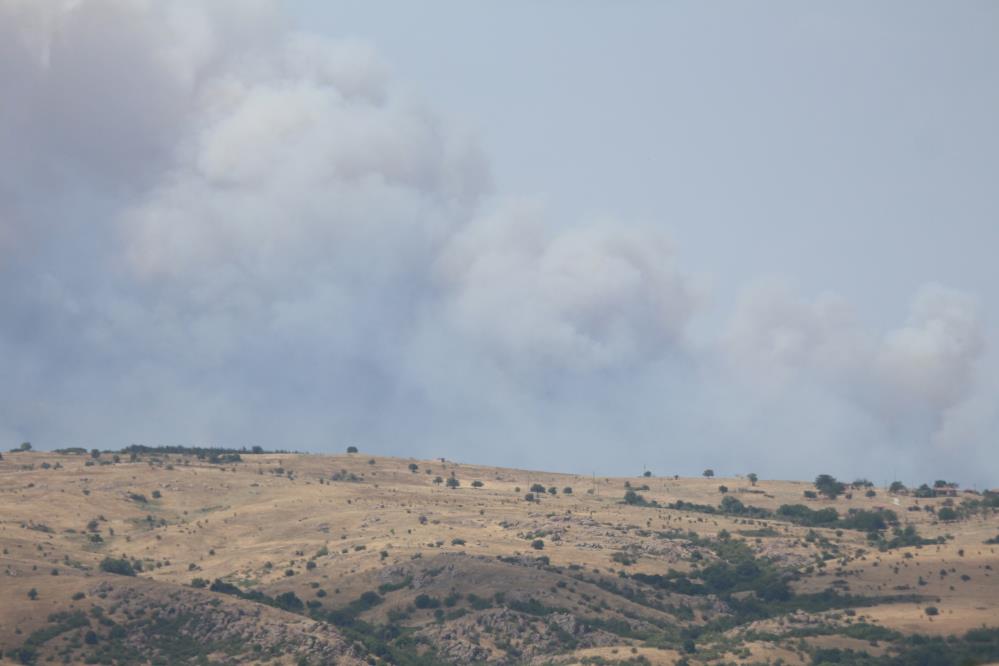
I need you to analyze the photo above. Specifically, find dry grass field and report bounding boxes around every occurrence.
[1,447,997,665]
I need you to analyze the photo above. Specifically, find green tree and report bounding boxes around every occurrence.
[346,446,358,453]
[747,473,758,486]
[814,474,846,499]
[445,477,460,489]
[703,469,714,478]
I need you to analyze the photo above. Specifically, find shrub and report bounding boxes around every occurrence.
[747,473,758,485]
[703,469,714,478]
[28,588,38,600]
[925,606,939,616]
[446,477,460,489]
[346,446,358,453]
[531,539,545,550]
[409,463,419,473]
[938,507,958,521]
[524,493,536,502]
[718,485,728,494]
[563,487,573,494]
[275,591,304,611]
[414,594,440,609]
[547,486,557,495]
[530,483,546,493]
[151,490,161,499]
[471,480,484,488]
[99,557,136,576]
[623,490,647,506]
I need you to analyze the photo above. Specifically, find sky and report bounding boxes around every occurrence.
[1,1,997,486]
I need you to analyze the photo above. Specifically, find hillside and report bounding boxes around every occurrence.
[1,448,998,665]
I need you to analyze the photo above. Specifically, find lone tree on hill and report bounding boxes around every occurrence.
[446,477,460,489]
[814,474,846,499]
[703,469,714,478]
[747,473,758,486]
[346,446,358,454]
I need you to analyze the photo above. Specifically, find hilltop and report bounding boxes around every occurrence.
[1,448,998,665]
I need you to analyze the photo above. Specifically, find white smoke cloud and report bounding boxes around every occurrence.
[725,280,986,444]
[435,200,699,373]
[0,0,992,484]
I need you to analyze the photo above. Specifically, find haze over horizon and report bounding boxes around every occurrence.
[1,1,997,486]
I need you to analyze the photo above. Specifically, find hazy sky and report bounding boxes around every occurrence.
[2,1,997,486]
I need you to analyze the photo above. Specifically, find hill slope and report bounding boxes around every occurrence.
[1,449,998,665]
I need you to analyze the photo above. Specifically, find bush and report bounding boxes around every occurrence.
[747,473,758,485]
[623,490,647,506]
[99,557,136,576]
[938,507,958,521]
[275,591,304,611]
[703,469,714,478]
[563,487,573,494]
[524,493,536,502]
[152,490,162,499]
[718,485,728,494]
[925,606,940,616]
[409,463,419,473]
[445,477,460,489]
[547,486,557,495]
[346,446,358,453]
[471,480,484,488]
[530,483,546,493]
[414,594,440,609]
[531,539,545,550]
